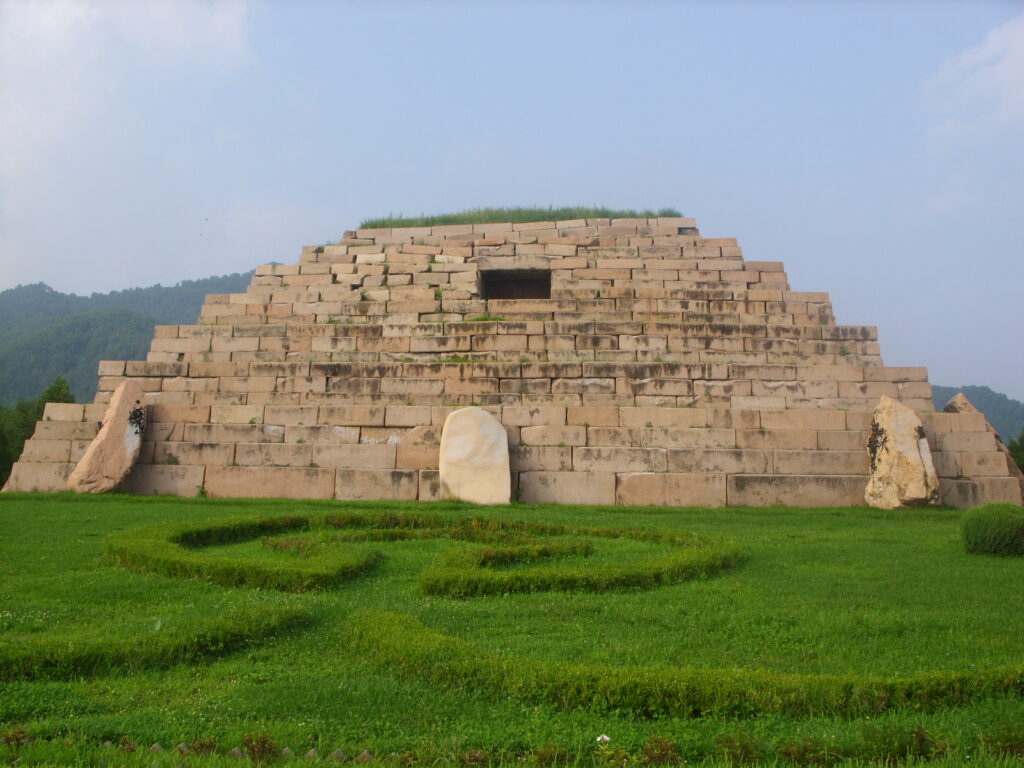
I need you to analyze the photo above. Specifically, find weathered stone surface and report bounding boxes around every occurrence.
[10,218,1020,508]
[518,471,615,505]
[944,392,1024,491]
[438,407,510,504]
[67,381,147,493]
[864,395,939,509]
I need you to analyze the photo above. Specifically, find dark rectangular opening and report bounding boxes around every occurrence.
[479,270,551,299]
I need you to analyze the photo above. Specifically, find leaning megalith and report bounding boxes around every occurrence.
[67,381,147,493]
[438,407,511,505]
[3,212,1021,507]
[865,395,939,509]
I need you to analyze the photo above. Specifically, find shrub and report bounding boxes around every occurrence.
[962,503,1024,556]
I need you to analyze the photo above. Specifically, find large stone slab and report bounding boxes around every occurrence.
[438,407,510,504]
[67,381,147,493]
[864,395,939,509]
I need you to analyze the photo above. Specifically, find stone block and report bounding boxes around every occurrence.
[668,449,769,474]
[264,405,318,426]
[360,427,410,445]
[334,469,418,500]
[735,428,817,450]
[520,426,587,446]
[150,405,211,424]
[566,406,620,426]
[586,427,638,446]
[817,430,867,451]
[501,405,566,426]
[938,432,997,452]
[510,445,573,471]
[640,428,736,449]
[616,472,727,507]
[961,452,1012,477]
[154,442,234,466]
[396,443,439,470]
[318,405,386,426]
[42,403,86,421]
[760,410,846,431]
[120,465,206,496]
[313,443,396,468]
[235,443,313,467]
[205,466,336,499]
[518,471,616,505]
[619,407,710,428]
[210,405,264,424]
[727,474,867,507]
[418,470,443,500]
[573,446,667,472]
[2,462,74,492]
[32,420,99,441]
[285,425,360,444]
[940,477,1023,508]
[184,423,284,443]
[932,451,961,478]
[19,440,71,462]
[772,450,869,476]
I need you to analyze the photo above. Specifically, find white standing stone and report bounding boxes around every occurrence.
[864,395,939,509]
[438,407,510,504]
[67,381,147,493]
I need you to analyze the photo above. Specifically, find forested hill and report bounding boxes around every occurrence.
[931,385,1024,443]
[0,272,251,405]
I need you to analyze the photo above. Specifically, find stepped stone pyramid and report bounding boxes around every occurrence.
[5,215,1021,507]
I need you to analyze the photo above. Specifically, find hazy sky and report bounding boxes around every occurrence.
[1,1,1022,399]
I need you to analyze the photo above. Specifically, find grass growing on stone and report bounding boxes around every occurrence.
[358,206,684,229]
[1,492,1024,766]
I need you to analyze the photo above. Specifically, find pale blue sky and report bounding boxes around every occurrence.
[1,1,1022,398]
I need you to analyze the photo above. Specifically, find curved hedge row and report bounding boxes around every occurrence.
[347,610,1024,719]
[420,536,740,598]
[106,514,381,591]
[107,511,741,597]
[0,604,309,681]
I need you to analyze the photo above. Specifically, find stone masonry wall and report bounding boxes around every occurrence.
[5,216,1021,507]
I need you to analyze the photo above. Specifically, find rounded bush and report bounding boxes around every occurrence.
[962,503,1024,556]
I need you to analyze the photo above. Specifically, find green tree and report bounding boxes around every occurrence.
[0,376,75,487]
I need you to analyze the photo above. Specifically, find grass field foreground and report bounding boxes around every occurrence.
[1,493,1023,766]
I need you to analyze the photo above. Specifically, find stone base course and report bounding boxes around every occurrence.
[4,216,1019,507]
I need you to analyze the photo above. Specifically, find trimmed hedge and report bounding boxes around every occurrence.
[106,514,381,591]
[347,610,1024,719]
[0,604,309,681]
[963,503,1024,556]
[421,537,739,598]
[108,511,741,597]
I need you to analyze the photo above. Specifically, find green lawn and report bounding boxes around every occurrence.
[1,493,1022,766]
